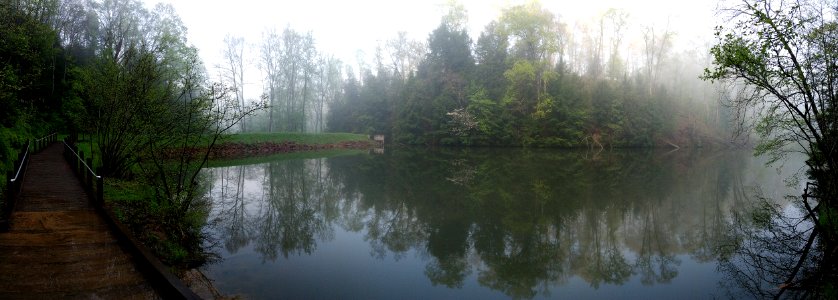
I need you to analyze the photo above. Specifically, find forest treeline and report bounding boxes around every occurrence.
[229,2,737,147]
[219,1,731,147]
[326,3,734,147]
[0,0,68,174]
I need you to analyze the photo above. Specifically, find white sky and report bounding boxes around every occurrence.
[143,0,719,98]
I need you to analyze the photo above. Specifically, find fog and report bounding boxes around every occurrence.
[143,0,719,102]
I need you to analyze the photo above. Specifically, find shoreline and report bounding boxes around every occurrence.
[208,140,375,159]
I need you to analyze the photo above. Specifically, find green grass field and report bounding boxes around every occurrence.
[219,132,369,145]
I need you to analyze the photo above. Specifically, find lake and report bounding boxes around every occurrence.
[199,148,805,299]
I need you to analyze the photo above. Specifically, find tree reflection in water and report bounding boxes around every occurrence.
[203,148,814,299]
[717,189,836,299]
[212,165,254,254]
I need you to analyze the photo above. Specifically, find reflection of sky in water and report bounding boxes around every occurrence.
[201,149,805,299]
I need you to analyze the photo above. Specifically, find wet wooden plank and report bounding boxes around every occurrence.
[6,211,107,231]
[0,143,159,299]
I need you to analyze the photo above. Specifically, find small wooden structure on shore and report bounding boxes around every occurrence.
[369,134,385,154]
[371,134,385,144]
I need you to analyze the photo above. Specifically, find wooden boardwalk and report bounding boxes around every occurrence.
[0,143,159,299]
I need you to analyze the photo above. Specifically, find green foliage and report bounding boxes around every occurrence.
[0,4,68,215]
[105,176,209,266]
[0,0,266,267]
[704,0,838,165]
[327,1,713,148]
[391,22,475,146]
[1,12,70,135]
[503,60,537,113]
[496,2,559,62]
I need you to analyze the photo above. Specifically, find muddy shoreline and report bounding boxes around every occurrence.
[206,140,374,159]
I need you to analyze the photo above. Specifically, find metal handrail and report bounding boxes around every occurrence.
[35,132,57,142]
[9,142,30,183]
[63,140,100,180]
[3,140,31,231]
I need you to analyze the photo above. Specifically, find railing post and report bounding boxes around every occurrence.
[77,151,82,175]
[78,150,84,176]
[13,152,21,175]
[5,171,13,214]
[86,158,93,192]
[73,149,78,174]
[76,149,81,175]
[97,176,104,206]
[10,177,16,205]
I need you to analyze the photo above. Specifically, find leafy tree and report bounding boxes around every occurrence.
[0,2,65,123]
[77,1,202,178]
[484,2,561,145]
[0,2,68,178]
[704,0,836,203]
[396,17,474,145]
[327,71,362,133]
[473,21,509,102]
[704,0,838,295]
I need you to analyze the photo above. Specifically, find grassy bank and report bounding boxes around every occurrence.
[219,132,369,145]
[209,132,372,159]
[74,132,370,171]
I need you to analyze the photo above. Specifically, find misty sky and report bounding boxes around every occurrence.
[142,0,719,99]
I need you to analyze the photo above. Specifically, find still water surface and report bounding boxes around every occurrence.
[200,148,803,299]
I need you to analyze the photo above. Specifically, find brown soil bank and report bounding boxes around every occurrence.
[208,140,374,159]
